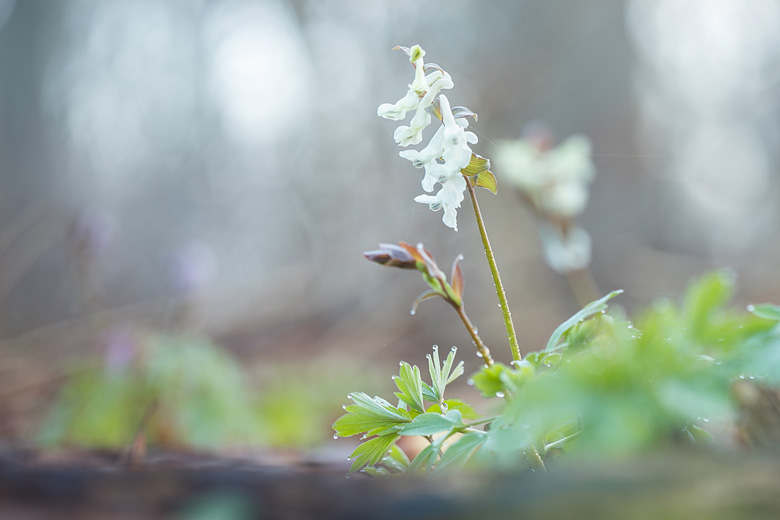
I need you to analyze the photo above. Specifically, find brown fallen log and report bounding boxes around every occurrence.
[0,448,779,520]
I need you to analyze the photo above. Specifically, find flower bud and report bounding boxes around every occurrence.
[363,243,417,269]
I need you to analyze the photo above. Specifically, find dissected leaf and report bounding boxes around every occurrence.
[426,346,465,404]
[524,350,563,369]
[382,444,411,472]
[422,382,438,403]
[545,290,623,352]
[400,410,464,436]
[362,466,391,476]
[471,362,534,398]
[437,432,487,472]
[751,304,780,322]
[683,270,735,340]
[427,347,444,403]
[394,363,425,413]
[442,347,459,383]
[407,444,437,473]
[472,364,509,398]
[442,399,479,420]
[333,392,410,437]
[348,434,400,472]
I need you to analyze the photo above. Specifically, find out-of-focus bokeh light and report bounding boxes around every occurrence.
[629,0,780,255]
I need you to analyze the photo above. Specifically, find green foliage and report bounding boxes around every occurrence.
[333,345,477,473]
[255,360,380,448]
[545,290,624,352]
[483,271,780,460]
[471,361,534,398]
[337,271,780,473]
[401,410,464,436]
[425,345,464,403]
[39,333,262,449]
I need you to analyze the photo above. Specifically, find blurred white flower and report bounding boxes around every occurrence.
[538,222,592,274]
[495,135,595,219]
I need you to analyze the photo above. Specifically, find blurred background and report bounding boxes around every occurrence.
[0,0,779,454]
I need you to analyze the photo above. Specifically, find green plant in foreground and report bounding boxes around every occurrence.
[336,270,780,473]
[334,44,780,475]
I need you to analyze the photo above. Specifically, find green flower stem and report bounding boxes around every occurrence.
[465,177,521,362]
[455,304,494,367]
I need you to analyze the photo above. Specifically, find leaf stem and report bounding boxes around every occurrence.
[464,416,498,427]
[527,443,547,472]
[454,304,493,366]
[465,177,521,362]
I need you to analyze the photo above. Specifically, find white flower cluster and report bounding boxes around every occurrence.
[494,136,594,220]
[378,45,477,231]
[494,134,596,273]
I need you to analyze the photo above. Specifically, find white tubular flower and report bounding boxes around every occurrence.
[399,95,477,189]
[439,95,478,172]
[378,46,477,231]
[377,52,429,121]
[495,135,595,219]
[414,174,467,231]
[392,71,453,146]
[399,125,445,170]
[377,45,454,147]
[405,95,477,231]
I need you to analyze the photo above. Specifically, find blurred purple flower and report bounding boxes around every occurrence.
[167,243,216,294]
[72,209,116,260]
[102,327,136,375]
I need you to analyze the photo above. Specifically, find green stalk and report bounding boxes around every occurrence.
[454,304,494,366]
[465,178,521,362]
